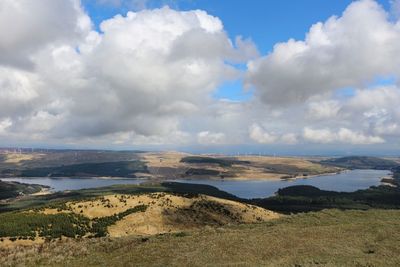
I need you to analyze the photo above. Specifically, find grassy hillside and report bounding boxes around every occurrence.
[1,180,400,266]
[1,151,340,180]
[0,182,241,213]
[180,156,250,167]
[0,191,277,242]
[0,204,148,240]
[3,161,148,178]
[0,150,141,171]
[1,209,399,266]
[2,180,399,214]
[0,181,45,200]
[144,153,340,180]
[253,185,400,213]
[321,156,399,170]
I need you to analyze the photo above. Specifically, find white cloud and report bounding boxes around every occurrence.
[0,0,398,150]
[281,133,298,145]
[197,131,226,145]
[246,0,400,106]
[338,128,385,144]
[249,123,299,145]
[373,123,400,135]
[307,100,340,120]
[67,7,238,137]
[0,118,12,134]
[249,124,277,144]
[340,86,400,137]
[0,0,90,69]
[303,127,384,144]
[345,86,400,111]
[303,127,337,144]
[0,4,257,145]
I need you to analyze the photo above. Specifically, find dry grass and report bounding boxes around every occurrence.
[107,194,279,236]
[2,153,43,164]
[142,152,190,169]
[238,156,338,173]
[40,208,66,215]
[141,153,339,180]
[1,209,399,266]
[0,237,45,249]
[46,193,279,236]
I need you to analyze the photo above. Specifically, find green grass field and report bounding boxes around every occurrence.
[1,209,399,266]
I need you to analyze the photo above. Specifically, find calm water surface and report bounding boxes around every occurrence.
[1,169,389,199]
[172,169,390,198]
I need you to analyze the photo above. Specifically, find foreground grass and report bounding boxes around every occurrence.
[1,209,399,266]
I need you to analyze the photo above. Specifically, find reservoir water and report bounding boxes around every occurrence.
[173,169,389,198]
[1,169,389,199]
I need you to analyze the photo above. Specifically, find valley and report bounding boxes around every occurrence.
[0,150,399,266]
[0,150,340,180]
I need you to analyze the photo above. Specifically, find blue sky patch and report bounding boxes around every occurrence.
[213,79,253,102]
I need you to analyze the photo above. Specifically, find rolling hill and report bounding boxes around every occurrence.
[321,156,399,170]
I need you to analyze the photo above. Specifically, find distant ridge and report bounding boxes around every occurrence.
[321,156,399,170]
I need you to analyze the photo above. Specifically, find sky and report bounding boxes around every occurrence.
[0,0,400,155]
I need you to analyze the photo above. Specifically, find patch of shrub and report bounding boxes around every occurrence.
[92,205,148,237]
[0,212,91,239]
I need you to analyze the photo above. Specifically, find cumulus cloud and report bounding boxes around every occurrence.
[246,0,400,106]
[345,86,400,111]
[306,100,340,120]
[340,86,400,137]
[68,7,250,138]
[303,128,337,144]
[303,127,384,144]
[280,133,299,145]
[0,0,90,69]
[0,118,12,134]
[249,124,298,144]
[1,0,399,150]
[338,128,385,144]
[197,131,226,145]
[0,2,258,145]
[249,124,277,144]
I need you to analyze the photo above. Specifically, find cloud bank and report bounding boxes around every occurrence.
[0,0,399,152]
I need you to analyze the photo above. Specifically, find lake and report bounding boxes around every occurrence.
[173,169,390,198]
[1,169,390,199]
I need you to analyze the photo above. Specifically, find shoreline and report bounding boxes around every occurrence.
[0,176,149,180]
[31,187,52,196]
[1,169,389,192]
[177,170,345,182]
[380,174,398,187]
[0,169,368,183]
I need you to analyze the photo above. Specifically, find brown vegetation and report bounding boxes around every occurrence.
[142,152,340,180]
[1,209,399,266]
[38,193,279,237]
